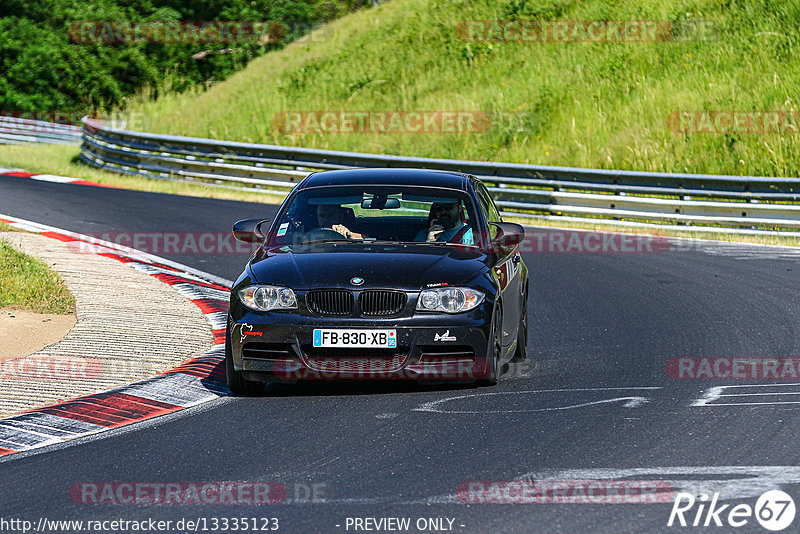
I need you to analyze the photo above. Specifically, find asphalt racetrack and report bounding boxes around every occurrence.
[2,173,800,533]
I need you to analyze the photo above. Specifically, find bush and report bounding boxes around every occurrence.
[0,0,373,116]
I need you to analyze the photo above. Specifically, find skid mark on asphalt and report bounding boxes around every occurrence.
[517,466,800,501]
[275,466,800,507]
[681,240,800,261]
[164,465,800,507]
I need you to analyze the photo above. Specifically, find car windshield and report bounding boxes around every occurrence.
[268,185,481,247]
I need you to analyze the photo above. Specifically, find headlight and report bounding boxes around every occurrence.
[237,285,297,311]
[416,287,485,313]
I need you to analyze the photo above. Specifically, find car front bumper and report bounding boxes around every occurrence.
[229,307,493,382]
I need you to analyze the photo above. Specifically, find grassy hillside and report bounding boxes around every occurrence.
[127,0,800,177]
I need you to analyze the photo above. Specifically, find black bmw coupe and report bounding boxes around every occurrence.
[226,168,528,393]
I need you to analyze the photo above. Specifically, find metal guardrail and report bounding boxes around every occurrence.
[80,117,800,232]
[0,116,82,145]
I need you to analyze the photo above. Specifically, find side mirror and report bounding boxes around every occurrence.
[233,218,271,243]
[488,222,524,254]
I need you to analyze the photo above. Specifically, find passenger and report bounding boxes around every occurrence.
[414,202,473,244]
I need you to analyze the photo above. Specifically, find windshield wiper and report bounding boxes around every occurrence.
[300,239,354,245]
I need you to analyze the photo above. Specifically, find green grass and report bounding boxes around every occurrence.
[123,0,800,178]
[0,237,76,314]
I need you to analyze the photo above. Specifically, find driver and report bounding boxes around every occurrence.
[315,204,365,240]
[414,201,473,244]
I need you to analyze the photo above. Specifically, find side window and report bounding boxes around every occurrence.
[476,182,500,239]
[480,183,502,223]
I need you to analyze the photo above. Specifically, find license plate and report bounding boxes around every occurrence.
[313,329,397,348]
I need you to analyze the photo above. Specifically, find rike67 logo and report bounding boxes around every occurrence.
[668,490,796,531]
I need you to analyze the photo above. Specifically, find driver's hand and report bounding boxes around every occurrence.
[332,224,364,240]
[426,224,445,242]
[331,224,351,238]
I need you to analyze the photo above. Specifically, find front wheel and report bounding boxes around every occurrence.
[511,290,528,362]
[479,306,502,386]
[225,327,265,396]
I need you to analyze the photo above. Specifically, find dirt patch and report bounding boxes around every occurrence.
[0,309,76,358]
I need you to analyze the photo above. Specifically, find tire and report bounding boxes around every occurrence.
[479,306,502,386]
[225,326,265,396]
[511,289,528,362]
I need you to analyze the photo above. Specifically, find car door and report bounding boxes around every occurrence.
[476,182,522,350]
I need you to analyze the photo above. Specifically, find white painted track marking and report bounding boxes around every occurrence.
[693,383,800,406]
[412,387,661,414]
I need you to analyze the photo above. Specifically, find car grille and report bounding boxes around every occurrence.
[307,290,353,316]
[302,347,408,373]
[359,290,407,317]
[306,355,407,373]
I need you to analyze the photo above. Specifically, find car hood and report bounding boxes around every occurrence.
[249,243,490,290]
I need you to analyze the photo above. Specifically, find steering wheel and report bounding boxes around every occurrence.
[300,227,346,242]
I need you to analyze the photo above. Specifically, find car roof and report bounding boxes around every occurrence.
[297,168,470,191]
